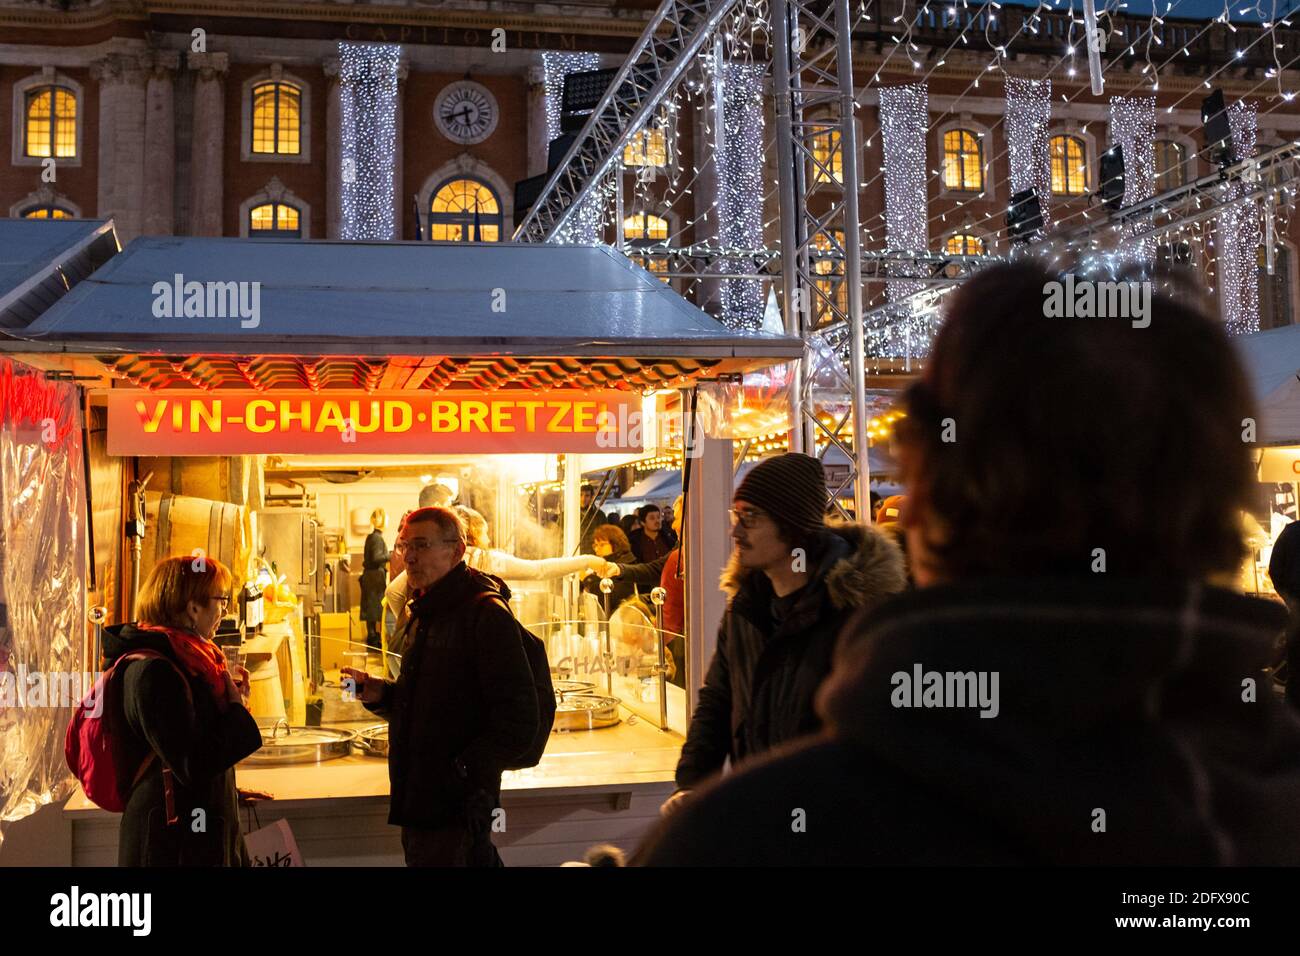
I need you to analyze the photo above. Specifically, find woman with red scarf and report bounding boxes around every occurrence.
[102,555,263,866]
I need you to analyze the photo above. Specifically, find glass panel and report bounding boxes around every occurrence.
[480,224,500,242]
[277,204,300,231]
[252,84,278,154]
[811,125,843,184]
[53,88,77,158]
[623,127,667,168]
[1051,135,1087,195]
[943,129,982,191]
[25,89,52,158]
[250,203,276,231]
[813,230,847,323]
[277,85,301,155]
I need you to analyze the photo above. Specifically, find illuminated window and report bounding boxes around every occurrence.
[945,233,984,255]
[248,202,301,237]
[623,126,668,168]
[1154,140,1186,192]
[251,82,301,155]
[429,178,502,242]
[625,212,670,280]
[813,230,848,324]
[811,125,843,184]
[25,86,77,158]
[21,206,72,219]
[942,129,983,191]
[1050,134,1088,196]
[623,212,669,241]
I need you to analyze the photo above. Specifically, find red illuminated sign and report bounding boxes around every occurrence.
[107,390,641,456]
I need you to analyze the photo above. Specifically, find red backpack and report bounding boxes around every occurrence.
[65,649,191,821]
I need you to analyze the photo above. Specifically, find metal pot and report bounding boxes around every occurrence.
[552,694,621,732]
[553,679,597,700]
[242,720,357,766]
[354,723,390,757]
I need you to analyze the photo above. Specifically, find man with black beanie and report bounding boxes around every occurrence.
[658,452,906,816]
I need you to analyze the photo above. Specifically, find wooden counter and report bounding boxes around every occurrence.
[64,711,681,866]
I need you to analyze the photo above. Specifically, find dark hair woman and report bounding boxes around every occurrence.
[582,523,639,610]
[101,555,262,866]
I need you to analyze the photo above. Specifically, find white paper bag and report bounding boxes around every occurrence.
[244,818,304,867]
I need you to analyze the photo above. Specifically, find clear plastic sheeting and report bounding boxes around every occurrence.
[694,363,795,440]
[0,358,86,844]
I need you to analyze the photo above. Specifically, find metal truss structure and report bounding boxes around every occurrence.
[770,0,870,519]
[517,0,1300,519]
[513,0,743,243]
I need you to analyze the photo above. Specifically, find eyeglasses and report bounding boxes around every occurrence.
[729,508,768,529]
[393,539,460,556]
[206,594,230,609]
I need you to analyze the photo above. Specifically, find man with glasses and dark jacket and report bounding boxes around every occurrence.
[343,506,538,867]
[658,453,907,817]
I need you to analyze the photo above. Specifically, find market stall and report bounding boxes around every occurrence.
[1,232,802,865]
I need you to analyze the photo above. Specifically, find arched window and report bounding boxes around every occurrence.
[251,82,301,155]
[248,202,301,237]
[945,233,984,255]
[25,85,77,158]
[21,205,73,219]
[1154,139,1186,191]
[813,230,847,323]
[429,178,503,242]
[811,125,843,184]
[942,129,983,191]
[624,212,670,281]
[1050,134,1088,196]
[623,127,668,168]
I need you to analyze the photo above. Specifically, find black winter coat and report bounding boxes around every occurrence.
[103,623,263,867]
[367,561,539,829]
[637,577,1300,865]
[581,545,639,610]
[360,529,389,623]
[674,523,906,789]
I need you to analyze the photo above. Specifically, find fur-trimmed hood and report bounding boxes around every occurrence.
[719,521,907,615]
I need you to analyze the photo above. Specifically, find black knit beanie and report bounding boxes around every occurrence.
[734,452,828,534]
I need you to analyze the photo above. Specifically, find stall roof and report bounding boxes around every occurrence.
[1,237,803,391]
[1234,326,1300,444]
[0,219,119,331]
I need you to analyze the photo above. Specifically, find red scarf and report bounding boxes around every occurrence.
[137,623,230,708]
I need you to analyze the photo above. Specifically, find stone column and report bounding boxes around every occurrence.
[91,53,148,243]
[394,60,409,239]
[188,51,229,236]
[324,56,342,239]
[142,51,179,237]
[525,62,548,178]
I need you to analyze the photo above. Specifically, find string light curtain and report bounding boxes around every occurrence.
[1220,100,1261,334]
[1005,77,1053,233]
[1109,95,1156,268]
[878,83,931,357]
[339,42,399,240]
[543,52,603,245]
[717,61,766,331]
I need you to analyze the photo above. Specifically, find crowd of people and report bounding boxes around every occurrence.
[88,261,1300,867]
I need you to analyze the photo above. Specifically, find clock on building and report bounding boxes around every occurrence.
[434,81,498,145]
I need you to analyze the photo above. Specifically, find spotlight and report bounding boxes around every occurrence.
[560,68,617,133]
[1201,89,1235,168]
[1006,188,1044,245]
[513,173,548,224]
[1099,145,1126,210]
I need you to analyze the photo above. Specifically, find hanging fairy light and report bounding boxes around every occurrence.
[1220,99,1261,334]
[1109,95,1157,267]
[543,51,604,245]
[717,60,766,331]
[339,42,400,241]
[1005,77,1053,234]
[877,82,931,358]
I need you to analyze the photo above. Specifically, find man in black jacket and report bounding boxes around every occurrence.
[344,506,538,867]
[659,453,907,816]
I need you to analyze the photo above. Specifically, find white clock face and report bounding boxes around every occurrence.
[435,82,498,145]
